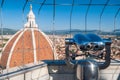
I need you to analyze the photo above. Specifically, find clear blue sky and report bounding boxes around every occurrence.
[0,0,120,31]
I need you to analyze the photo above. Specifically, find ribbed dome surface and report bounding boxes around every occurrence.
[0,5,55,69]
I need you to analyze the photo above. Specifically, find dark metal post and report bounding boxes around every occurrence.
[99,42,111,69]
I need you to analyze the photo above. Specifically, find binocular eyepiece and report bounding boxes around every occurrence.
[79,42,104,51]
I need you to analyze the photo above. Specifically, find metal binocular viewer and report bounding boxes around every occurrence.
[65,33,112,80]
[65,33,111,51]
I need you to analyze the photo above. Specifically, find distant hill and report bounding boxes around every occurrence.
[0,28,18,35]
[44,29,100,35]
[0,28,120,36]
[114,29,120,32]
[44,29,120,36]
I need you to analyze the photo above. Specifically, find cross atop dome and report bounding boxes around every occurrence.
[24,4,38,28]
[30,4,32,10]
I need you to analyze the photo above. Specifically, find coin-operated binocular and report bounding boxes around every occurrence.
[65,33,111,80]
[66,33,107,51]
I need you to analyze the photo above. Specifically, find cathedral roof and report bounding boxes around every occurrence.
[0,5,56,69]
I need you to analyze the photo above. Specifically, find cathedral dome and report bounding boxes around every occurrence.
[0,5,56,69]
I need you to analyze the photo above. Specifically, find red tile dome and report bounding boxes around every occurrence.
[0,5,56,68]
